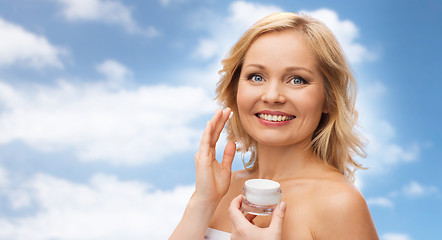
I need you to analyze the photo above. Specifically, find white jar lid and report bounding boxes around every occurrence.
[244,179,280,194]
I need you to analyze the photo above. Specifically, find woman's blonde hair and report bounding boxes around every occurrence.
[215,12,366,180]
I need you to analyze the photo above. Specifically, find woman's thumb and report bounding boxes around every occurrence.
[269,202,286,232]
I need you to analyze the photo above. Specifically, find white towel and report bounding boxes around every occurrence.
[204,228,231,240]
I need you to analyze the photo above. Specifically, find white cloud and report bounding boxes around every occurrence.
[354,177,363,190]
[96,59,132,79]
[0,78,216,165]
[0,17,65,69]
[194,39,220,61]
[365,181,438,209]
[302,8,376,64]
[96,59,133,87]
[193,1,282,62]
[189,1,282,89]
[402,181,438,198]
[382,233,412,240]
[52,0,158,37]
[0,166,8,188]
[159,0,188,7]
[1,173,194,240]
[367,197,394,208]
[159,0,171,7]
[193,4,374,65]
[226,1,283,32]
[356,81,420,176]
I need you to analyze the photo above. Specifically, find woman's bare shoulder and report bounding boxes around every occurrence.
[308,175,379,239]
[280,172,378,239]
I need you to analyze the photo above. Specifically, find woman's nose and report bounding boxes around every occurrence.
[261,82,286,104]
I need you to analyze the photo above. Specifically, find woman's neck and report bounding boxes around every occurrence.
[254,142,321,181]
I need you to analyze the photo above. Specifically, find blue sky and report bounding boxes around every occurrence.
[0,0,440,239]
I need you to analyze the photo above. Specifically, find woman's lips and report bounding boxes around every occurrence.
[255,111,296,126]
[255,111,296,122]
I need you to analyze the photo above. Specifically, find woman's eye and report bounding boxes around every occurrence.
[290,77,306,85]
[249,74,263,82]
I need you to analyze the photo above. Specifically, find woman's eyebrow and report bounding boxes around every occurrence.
[243,63,265,69]
[244,64,313,74]
[285,66,314,74]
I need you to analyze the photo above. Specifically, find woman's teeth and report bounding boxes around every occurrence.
[257,113,295,122]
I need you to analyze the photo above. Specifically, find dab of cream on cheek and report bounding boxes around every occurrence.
[241,179,281,216]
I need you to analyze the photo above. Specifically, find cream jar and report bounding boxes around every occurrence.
[241,179,282,216]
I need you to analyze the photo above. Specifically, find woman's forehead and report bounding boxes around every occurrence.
[242,30,319,75]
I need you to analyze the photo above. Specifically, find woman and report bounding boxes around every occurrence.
[170,12,378,240]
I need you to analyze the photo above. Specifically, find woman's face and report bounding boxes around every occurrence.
[236,30,327,148]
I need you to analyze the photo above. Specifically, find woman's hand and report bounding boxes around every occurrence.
[193,108,236,206]
[229,195,286,240]
[169,109,236,240]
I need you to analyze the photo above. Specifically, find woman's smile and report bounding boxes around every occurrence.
[255,110,296,126]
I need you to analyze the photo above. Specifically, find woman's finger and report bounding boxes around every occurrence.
[208,109,223,133]
[197,109,224,159]
[199,109,222,150]
[229,195,252,226]
[197,108,230,160]
[221,141,236,171]
[195,120,214,168]
[210,108,231,146]
[268,202,286,234]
